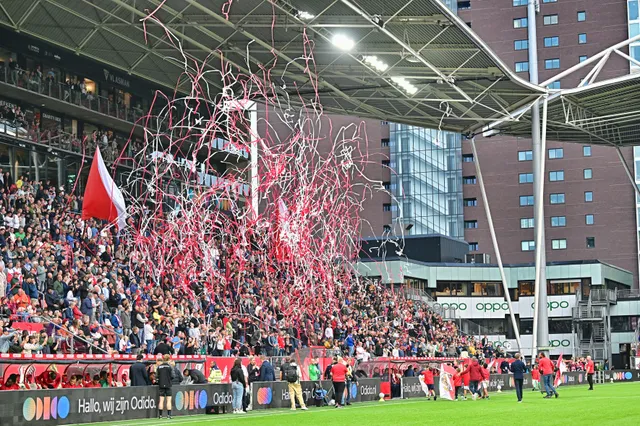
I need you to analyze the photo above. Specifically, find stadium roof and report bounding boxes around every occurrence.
[483,37,640,147]
[0,0,545,134]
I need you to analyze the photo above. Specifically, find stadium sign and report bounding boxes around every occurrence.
[251,379,381,410]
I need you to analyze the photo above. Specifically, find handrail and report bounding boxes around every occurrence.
[32,315,109,355]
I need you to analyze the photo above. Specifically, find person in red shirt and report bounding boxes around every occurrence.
[36,371,61,390]
[0,374,20,390]
[453,367,463,401]
[62,375,80,389]
[585,355,595,390]
[537,353,558,398]
[421,367,436,400]
[531,365,542,393]
[460,359,471,400]
[85,375,102,388]
[330,357,348,408]
[466,358,484,400]
[480,363,490,399]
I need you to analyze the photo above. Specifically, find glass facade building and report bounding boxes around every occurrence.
[389,123,464,238]
[629,0,640,72]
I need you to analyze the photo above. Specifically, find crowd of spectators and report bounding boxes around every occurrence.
[0,171,468,368]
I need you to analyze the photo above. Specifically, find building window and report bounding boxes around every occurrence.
[577,11,586,22]
[543,0,557,2]
[518,150,533,161]
[551,216,566,227]
[381,138,390,147]
[382,160,390,167]
[520,195,534,206]
[469,242,479,251]
[383,182,391,191]
[544,14,559,25]
[631,0,639,20]
[583,145,592,156]
[585,214,594,225]
[513,0,527,5]
[462,153,474,162]
[550,193,565,204]
[545,58,561,69]
[458,1,471,10]
[547,81,561,90]
[544,36,559,47]
[383,203,392,212]
[464,198,478,207]
[583,168,593,179]
[579,55,588,62]
[585,191,593,202]
[463,176,477,184]
[521,218,534,229]
[514,17,528,28]
[552,239,567,250]
[515,61,530,72]
[586,237,595,248]
[519,173,534,183]
[578,33,587,44]
[521,240,535,251]
[383,225,391,232]
[514,39,529,50]
[549,170,564,182]
[464,220,478,229]
[548,148,564,159]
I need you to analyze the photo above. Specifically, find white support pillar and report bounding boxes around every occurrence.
[248,102,259,217]
[616,146,640,198]
[470,137,522,353]
[528,0,549,360]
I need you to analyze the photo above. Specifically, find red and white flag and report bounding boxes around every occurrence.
[439,363,456,401]
[554,353,567,387]
[82,147,127,231]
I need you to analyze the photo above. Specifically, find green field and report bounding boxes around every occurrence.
[77,382,640,426]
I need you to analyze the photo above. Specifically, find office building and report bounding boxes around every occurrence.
[457,1,639,286]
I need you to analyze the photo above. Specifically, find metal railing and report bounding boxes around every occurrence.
[0,121,135,168]
[617,289,640,300]
[1,67,145,124]
[590,288,617,304]
[1,67,250,161]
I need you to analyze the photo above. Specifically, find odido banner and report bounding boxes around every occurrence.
[602,370,640,383]
[251,379,381,410]
[0,384,233,426]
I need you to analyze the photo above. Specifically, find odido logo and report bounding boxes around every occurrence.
[350,383,358,399]
[175,390,208,411]
[529,301,570,311]
[548,339,571,348]
[257,387,272,405]
[23,396,70,421]
[611,372,633,381]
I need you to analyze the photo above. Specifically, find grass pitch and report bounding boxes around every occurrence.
[77,382,640,426]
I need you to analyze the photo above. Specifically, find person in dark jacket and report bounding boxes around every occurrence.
[154,338,172,356]
[183,368,207,384]
[130,354,150,386]
[259,355,276,381]
[248,357,261,383]
[510,353,526,403]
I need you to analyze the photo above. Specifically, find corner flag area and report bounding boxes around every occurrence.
[75,382,639,426]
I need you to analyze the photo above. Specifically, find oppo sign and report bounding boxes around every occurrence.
[432,303,468,311]
[492,339,571,348]
[531,301,570,311]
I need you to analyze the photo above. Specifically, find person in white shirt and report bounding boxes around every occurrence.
[143,322,155,354]
[324,326,334,342]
